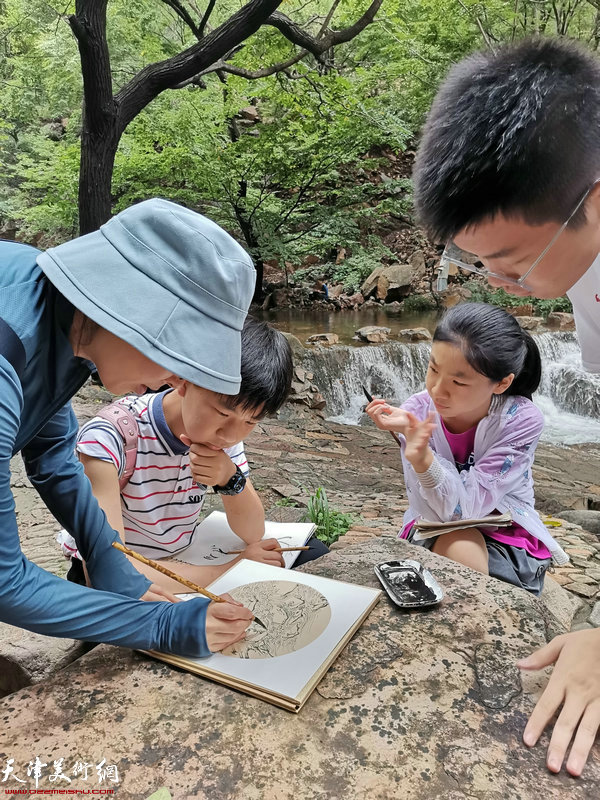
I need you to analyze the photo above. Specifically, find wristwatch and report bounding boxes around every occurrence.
[213,466,247,495]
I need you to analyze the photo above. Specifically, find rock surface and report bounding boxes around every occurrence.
[2,536,599,800]
[6,384,600,699]
[354,325,390,343]
[306,333,339,345]
[556,509,600,536]
[396,326,432,342]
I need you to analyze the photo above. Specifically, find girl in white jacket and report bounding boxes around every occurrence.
[367,302,567,595]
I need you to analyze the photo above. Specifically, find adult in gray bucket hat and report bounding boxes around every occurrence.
[0,199,256,660]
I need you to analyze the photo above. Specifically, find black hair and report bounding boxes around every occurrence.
[413,37,600,242]
[433,303,541,400]
[220,316,293,417]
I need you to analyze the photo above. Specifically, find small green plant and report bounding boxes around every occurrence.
[305,487,355,546]
[274,496,300,508]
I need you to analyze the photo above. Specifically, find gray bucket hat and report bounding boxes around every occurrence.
[37,198,256,394]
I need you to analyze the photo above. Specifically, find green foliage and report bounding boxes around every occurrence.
[403,294,437,312]
[325,242,394,292]
[305,487,355,546]
[274,496,300,508]
[3,0,600,268]
[463,281,573,317]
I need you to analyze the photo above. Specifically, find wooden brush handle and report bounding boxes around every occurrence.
[112,541,224,602]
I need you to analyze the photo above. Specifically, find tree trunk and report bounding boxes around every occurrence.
[78,110,120,234]
[70,1,119,233]
[232,184,264,302]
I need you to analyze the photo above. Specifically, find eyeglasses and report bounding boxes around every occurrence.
[437,182,597,292]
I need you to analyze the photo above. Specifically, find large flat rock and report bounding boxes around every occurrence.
[1,536,598,799]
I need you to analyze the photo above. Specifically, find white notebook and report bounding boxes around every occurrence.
[144,559,381,712]
[412,512,513,541]
[173,510,317,569]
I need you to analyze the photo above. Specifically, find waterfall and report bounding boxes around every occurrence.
[302,331,600,444]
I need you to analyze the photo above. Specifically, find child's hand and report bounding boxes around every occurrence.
[365,398,410,433]
[404,412,437,472]
[242,539,285,567]
[180,435,237,487]
[205,593,254,651]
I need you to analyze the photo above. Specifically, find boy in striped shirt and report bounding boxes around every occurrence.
[62,317,314,592]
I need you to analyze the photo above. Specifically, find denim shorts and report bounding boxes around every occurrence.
[405,529,551,596]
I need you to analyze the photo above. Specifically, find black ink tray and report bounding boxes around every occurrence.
[374,559,443,609]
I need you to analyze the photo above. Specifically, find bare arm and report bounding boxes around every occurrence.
[78,454,182,597]
[221,478,265,543]
[78,456,280,594]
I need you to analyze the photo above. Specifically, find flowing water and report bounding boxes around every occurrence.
[258,309,600,444]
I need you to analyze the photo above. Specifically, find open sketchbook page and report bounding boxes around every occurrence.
[172,510,316,569]
[147,559,381,710]
[413,512,512,541]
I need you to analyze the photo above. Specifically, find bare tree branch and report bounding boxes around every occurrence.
[115,0,284,132]
[176,0,382,85]
[189,49,309,81]
[199,0,218,36]
[267,0,383,55]
[318,0,342,37]
[159,0,202,38]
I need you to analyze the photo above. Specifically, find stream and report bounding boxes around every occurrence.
[258,308,600,445]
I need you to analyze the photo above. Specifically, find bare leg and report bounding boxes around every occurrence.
[431,527,489,575]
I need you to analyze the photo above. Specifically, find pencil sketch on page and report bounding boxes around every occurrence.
[221,580,331,659]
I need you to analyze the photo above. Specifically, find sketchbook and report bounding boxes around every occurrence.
[173,510,316,569]
[144,559,381,712]
[412,512,513,541]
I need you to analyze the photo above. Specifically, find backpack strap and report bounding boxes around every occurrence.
[0,317,26,378]
[95,403,138,490]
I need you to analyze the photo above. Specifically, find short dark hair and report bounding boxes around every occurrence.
[434,303,541,400]
[414,37,600,243]
[221,316,293,417]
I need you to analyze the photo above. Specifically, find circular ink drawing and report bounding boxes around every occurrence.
[221,580,331,659]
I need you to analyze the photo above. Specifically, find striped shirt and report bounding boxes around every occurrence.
[76,390,249,559]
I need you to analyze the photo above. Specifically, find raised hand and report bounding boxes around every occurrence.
[365,398,410,433]
[403,411,437,473]
[180,434,237,487]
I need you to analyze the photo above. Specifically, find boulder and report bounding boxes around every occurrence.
[377,263,413,302]
[328,283,345,299]
[397,327,432,343]
[386,301,403,312]
[355,326,390,343]
[345,292,364,308]
[409,250,427,279]
[541,575,586,632]
[440,286,472,308]
[239,106,260,122]
[4,538,599,799]
[281,332,305,361]
[547,311,575,330]
[509,303,534,317]
[41,120,65,141]
[558,510,600,537]
[306,333,339,346]
[360,267,384,299]
[361,264,413,302]
[0,623,90,698]
[514,315,544,331]
[302,254,320,267]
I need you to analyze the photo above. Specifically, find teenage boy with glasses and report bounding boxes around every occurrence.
[413,37,600,777]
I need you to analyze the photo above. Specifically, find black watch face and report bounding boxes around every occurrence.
[230,470,246,493]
